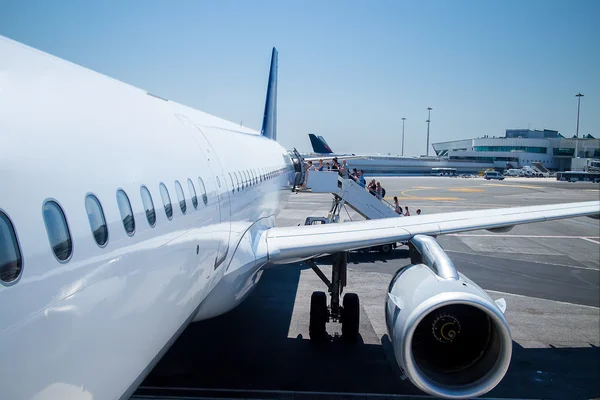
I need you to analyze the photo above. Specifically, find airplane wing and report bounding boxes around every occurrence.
[262,201,600,264]
[302,155,365,162]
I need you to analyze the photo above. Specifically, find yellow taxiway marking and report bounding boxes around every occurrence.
[385,196,463,201]
[484,183,541,189]
[447,188,485,193]
[386,186,463,201]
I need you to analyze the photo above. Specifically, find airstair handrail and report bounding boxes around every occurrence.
[339,175,399,215]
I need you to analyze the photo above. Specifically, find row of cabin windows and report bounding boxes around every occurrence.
[1,177,206,283]
[228,166,286,194]
[1,167,288,284]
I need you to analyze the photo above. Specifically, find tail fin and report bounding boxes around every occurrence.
[260,48,278,141]
[308,133,334,153]
[318,135,333,151]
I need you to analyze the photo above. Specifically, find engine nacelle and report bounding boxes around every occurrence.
[386,235,512,399]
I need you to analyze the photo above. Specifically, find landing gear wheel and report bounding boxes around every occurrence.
[309,291,328,340]
[380,244,392,254]
[342,293,360,340]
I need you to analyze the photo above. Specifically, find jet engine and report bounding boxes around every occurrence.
[385,235,512,399]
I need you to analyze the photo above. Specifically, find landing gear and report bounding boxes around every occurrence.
[342,292,360,340]
[380,243,392,254]
[309,291,327,340]
[306,251,361,341]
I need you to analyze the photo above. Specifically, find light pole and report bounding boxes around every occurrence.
[401,117,406,156]
[575,92,584,158]
[426,107,432,156]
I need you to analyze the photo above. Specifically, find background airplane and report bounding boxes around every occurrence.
[0,35,598,400]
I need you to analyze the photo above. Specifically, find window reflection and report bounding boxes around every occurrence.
[160,183,173,220]
[140,186,156,227]
[116,190,135,236]
[175,180,187,214]
[85,194,108,246]
[0,211,22,283]
[42,200,73,261]
[198,177,208,205]
[188,179,198,209]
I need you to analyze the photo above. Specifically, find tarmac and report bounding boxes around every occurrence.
[133,176,600,400]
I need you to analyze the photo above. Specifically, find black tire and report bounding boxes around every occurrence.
[380,243,392,253]
[342,293,360,340]
[309,291,328,340]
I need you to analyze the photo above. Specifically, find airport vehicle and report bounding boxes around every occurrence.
[556,171,600,183]
[484,171,505,180]
[431,167,457,176]
[522,165,547,177]
[503,168,522,176]
[1,35,599,400]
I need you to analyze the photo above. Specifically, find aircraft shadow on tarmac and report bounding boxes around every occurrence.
[312,249,411,265]
[138,262,600,400]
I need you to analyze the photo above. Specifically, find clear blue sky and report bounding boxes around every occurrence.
[1,0,598,155]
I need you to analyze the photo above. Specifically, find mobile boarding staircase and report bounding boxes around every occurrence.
[303,170,399,222]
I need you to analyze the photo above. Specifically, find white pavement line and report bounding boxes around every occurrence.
[449,234,600,239]
[581,237,600,245]
[443,249,599,271]
[486,290,600,309]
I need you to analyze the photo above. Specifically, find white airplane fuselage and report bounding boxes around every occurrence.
[0,37,294,400]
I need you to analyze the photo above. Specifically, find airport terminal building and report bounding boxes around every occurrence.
[432,129,600,171]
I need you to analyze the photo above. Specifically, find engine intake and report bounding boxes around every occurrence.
[386,235,512,399]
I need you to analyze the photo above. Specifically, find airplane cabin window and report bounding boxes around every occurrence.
[160,183,173,220]
[175,180,187,214]
[198,177,208,205]
[0,211,22,283]
[237,171,243,190]
[116,190,135,236]
[42,200,73,262]
[228,173,235,194]
[140,186,156,227]
[85,194,109,246]
[234,172,240,191]
[187,179,198,209]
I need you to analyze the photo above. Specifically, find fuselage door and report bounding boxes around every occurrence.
[175,114,231,271]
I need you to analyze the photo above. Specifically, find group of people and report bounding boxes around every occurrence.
[302,158,421,216]
[392,196,421,216]
[302,158,356,188]
[306,158,350,176]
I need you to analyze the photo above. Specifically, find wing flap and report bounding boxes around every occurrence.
[264,201,599,264]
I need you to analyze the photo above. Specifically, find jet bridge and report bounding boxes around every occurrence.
[303,170,399,220]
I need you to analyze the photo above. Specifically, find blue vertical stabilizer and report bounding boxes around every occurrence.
[308,133,334,154]
[261,48,278,141]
